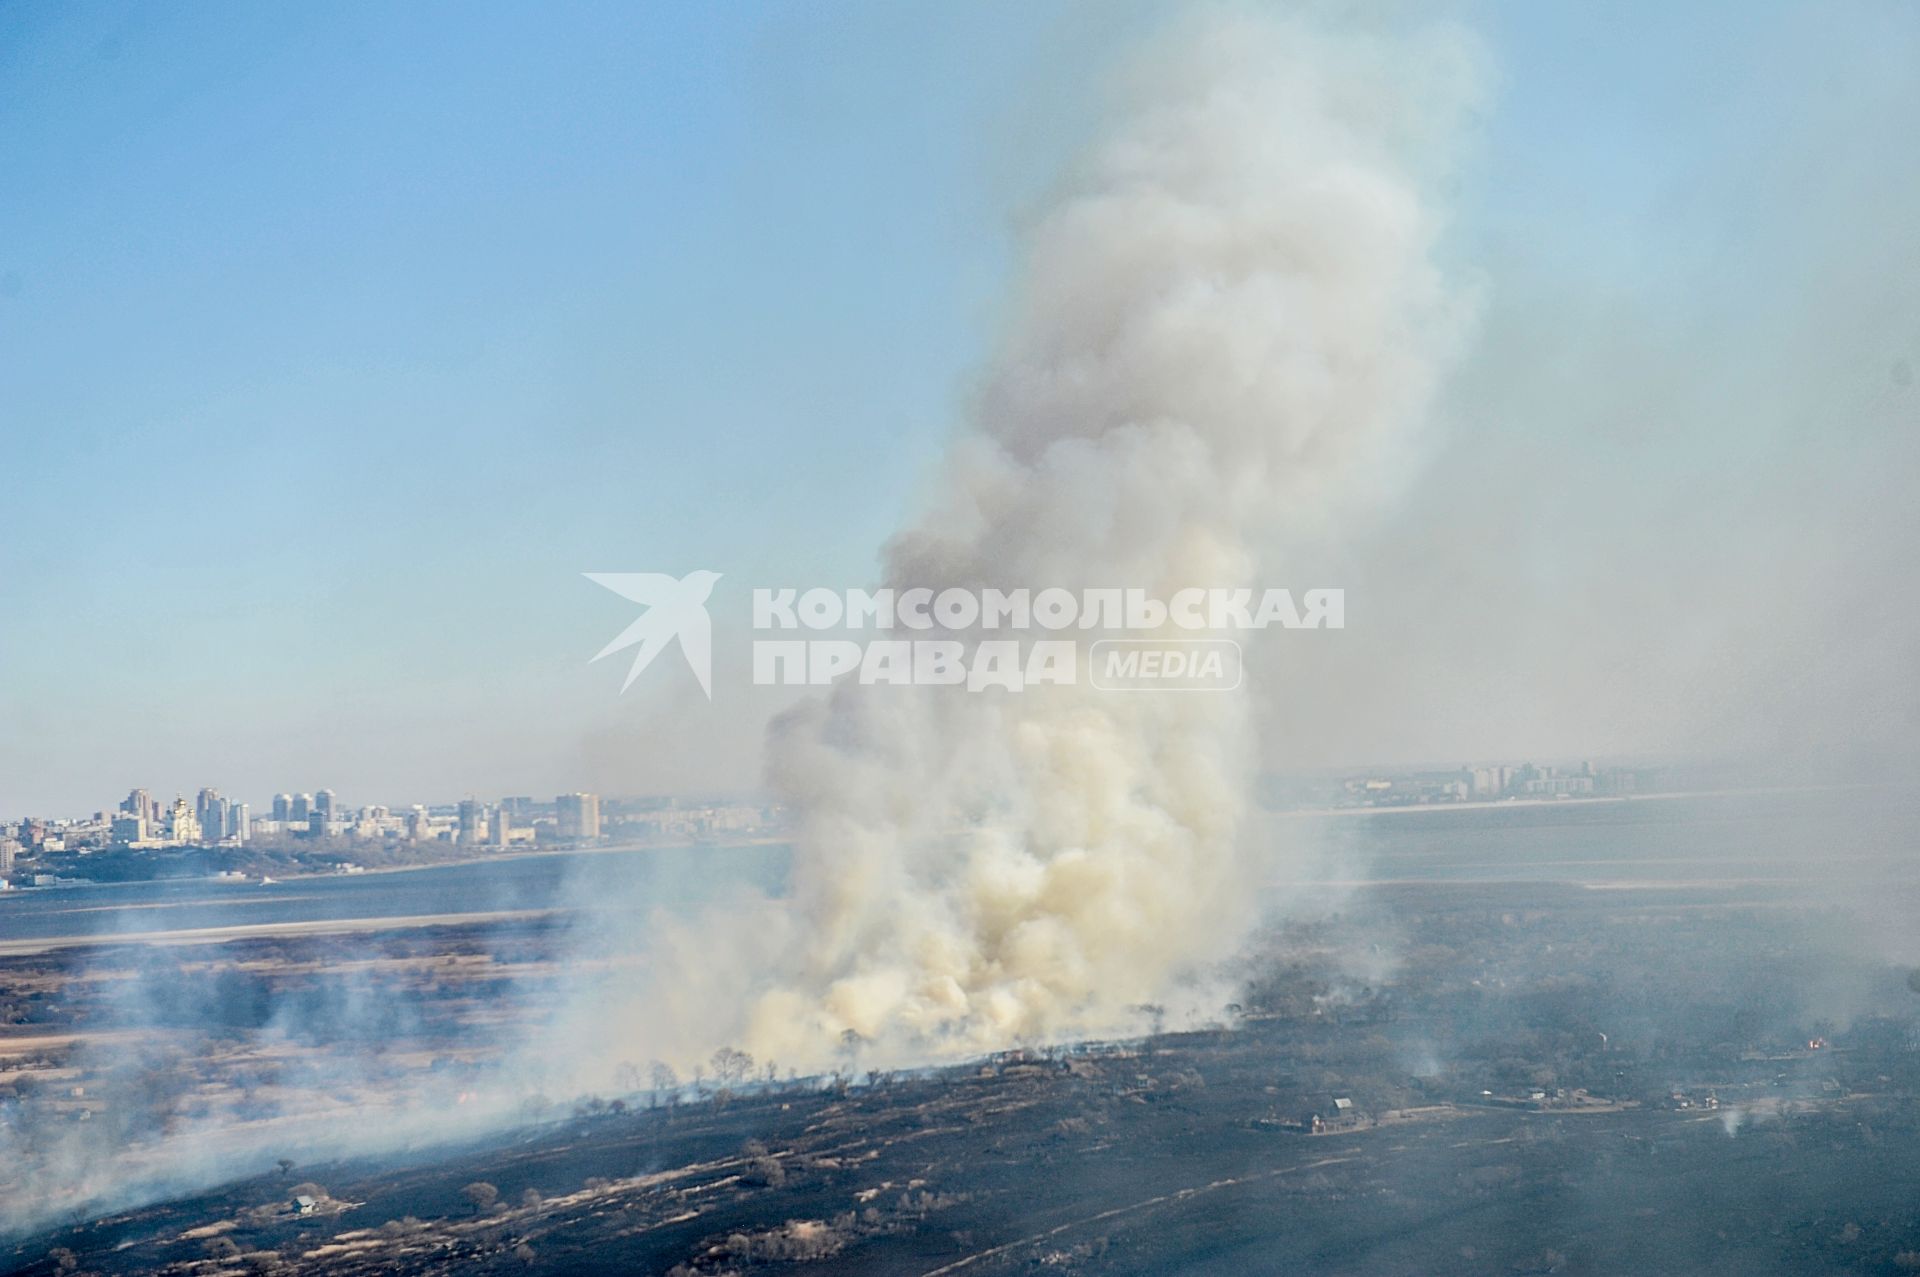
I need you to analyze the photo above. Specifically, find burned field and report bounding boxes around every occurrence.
[7,877,1920,1276]
[9,1026,1920,1276]
[0,917,572,1238]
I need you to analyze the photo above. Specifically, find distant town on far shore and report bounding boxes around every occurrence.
[0,789,782,889]
[0,756,1788,892]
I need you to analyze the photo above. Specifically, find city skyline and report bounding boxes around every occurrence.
[15,782,712,827]
[0,751,1731,833]
[1,781,789,864]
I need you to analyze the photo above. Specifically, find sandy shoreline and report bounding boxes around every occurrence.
[1266,782,1887,819]
[0,834,784,902]
[0,908,562,958]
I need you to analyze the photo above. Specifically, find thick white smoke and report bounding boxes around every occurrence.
[713,11,1483,1068]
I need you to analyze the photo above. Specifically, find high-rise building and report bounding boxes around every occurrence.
[203,799,228,843]
[111,814,147,845]
[195,787,222,828]
[556,792,601,841]
[232,802,250,845]
[122,789,157,823]
[407,805,431,842]
[489,807,513,846]
[272,793,293,822]
[457,798,486,845]
[291,793,313,822]
[314,789,336,824]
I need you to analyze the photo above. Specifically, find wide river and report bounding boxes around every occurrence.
[0,787,1911,947]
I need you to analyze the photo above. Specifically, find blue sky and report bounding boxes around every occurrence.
[3,0,1910,815]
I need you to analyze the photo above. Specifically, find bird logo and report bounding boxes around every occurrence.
[584,570,722,698]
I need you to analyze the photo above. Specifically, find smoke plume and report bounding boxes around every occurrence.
[717,11,1483,1067]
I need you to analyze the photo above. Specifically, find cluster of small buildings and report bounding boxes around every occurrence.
[297,792,775,849]
[1307,1096,1362,1134]
[607,799,767,841]
[1338,760,1644,807]
[247,790,607,849]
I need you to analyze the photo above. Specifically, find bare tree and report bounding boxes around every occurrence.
[648,1060,679,1109]
[711,1046,754,1088]
[461,1181,500,1214]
